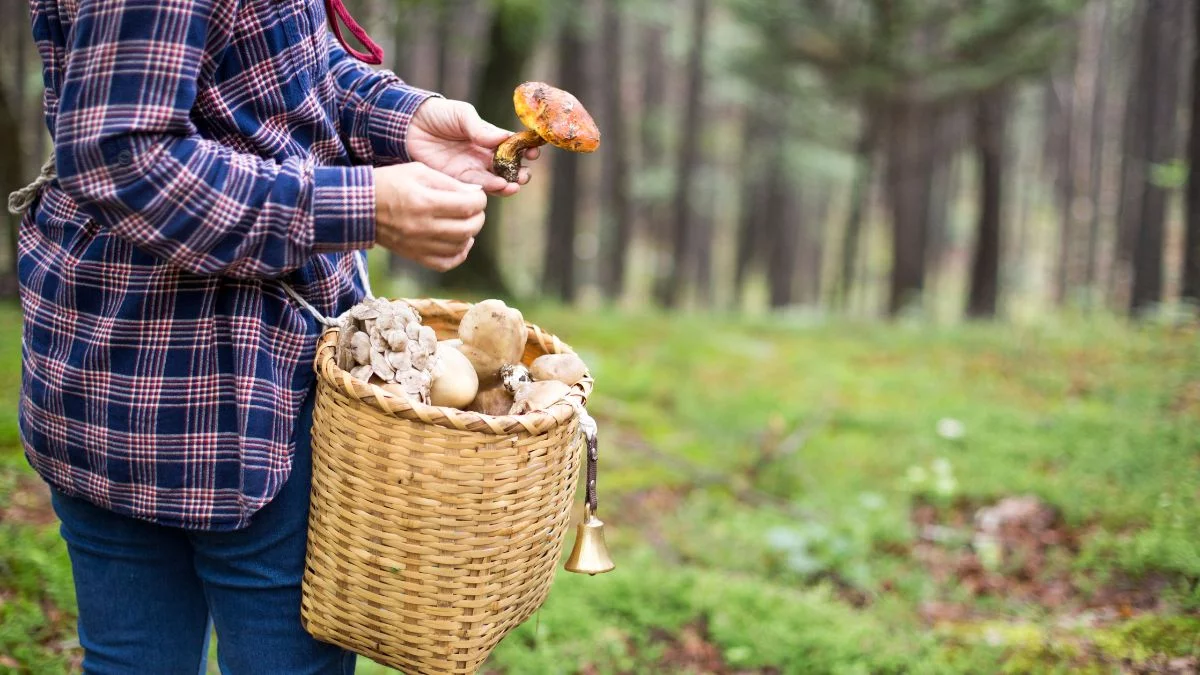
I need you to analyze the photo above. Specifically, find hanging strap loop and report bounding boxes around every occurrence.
[324,0,384,65]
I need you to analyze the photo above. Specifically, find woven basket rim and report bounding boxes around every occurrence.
[314,297,592,436]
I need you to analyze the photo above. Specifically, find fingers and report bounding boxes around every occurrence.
[425,211,485,244]
[456,167,513,195]
[411,167,489,219]
[492,168,530,197]
[409,236,473,258]
[422,237,475,272]
[469,170,511,194]
[422,187,488,222]
[457,161,531,195]
[413,162,485,194]
[523,147,540,161]
[374,161,488,270]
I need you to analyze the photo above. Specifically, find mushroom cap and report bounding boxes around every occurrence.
[513,82,600,153]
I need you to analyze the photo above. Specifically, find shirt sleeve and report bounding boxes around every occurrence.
[326,35,441,167]
[54,0,377,280]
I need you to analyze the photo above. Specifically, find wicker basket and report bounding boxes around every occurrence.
[301,298,591,675]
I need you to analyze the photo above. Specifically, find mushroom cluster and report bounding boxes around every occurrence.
[336,298,441,403]
[337,298,588,417]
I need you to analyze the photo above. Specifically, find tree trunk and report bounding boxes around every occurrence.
[967,89,1008,319]
[1,0,31,297]
[1012,92,1034,279]
[639,23,667,247]
[1111,2,1148,306]
[439,1,544,295]
[1131,0,1186,316]
[1048,72,1077,305]
[598,0,632,300]
[734,109,767,303]
[1060,4,1106,306]
[765,164,800,309]
[1084,0,1113,298]
[0,85,23,298]
[883,98,938,316]
[542,18,584,302]
[692,191,715,306]
[657,0,710,308]
[837,107,876,309]
[434,1,456,92]
[925,135,961,304]
[799,182,829,306]
[1184,0,1200,304]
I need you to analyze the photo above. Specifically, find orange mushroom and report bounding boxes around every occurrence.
[491,82,601,183]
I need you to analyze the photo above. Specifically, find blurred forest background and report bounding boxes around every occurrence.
[2,1,1200,673]
[6,0,1200,321]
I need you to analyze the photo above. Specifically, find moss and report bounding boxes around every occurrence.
[1093,615,1200,661]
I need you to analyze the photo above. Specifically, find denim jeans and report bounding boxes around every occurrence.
[49,388,356,675]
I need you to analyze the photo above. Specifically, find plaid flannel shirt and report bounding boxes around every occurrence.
[20,0,436,530]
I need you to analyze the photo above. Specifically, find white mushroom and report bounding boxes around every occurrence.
[351,331,372,365]
[530,353,587,385]
[457,299,527,384]
[429,341,479,408]
[509,380,571,415]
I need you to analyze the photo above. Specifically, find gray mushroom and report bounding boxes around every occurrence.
[383,329,408,351]
[338,297,441,404]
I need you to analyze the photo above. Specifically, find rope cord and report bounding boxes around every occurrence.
[7,154,55,216]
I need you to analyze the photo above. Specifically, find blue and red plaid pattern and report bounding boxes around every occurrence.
[20,0,437,530]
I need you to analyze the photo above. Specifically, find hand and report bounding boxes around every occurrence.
[373,162,488,272]
[407,98,540,196]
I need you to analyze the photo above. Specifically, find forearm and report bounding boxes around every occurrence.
[56,132,376,279]
[327,35,440,166]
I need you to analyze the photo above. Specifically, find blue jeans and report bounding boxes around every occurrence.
[50,388,356,675]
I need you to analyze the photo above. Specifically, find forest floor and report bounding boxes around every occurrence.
[1,303,1198,674]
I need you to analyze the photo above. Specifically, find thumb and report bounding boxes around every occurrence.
[465,108,517,149]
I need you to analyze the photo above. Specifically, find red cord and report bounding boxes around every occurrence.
[324,0,384,65]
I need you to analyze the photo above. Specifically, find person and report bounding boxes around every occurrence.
[14,0,537,672]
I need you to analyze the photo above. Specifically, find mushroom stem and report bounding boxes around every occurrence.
[492,129,546,183]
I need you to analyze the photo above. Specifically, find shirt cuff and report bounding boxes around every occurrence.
[367,83,441,165]
[311,164,376,252]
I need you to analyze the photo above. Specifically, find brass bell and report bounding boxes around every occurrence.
[564,502,614,575]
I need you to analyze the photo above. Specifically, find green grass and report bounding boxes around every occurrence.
[2,302,1199,673]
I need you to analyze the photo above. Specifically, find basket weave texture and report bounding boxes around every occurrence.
[301,299,590,675]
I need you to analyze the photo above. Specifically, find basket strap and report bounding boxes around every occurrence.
[573,401,600,514]
[7,150,373,331]
[279,250,373,328]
